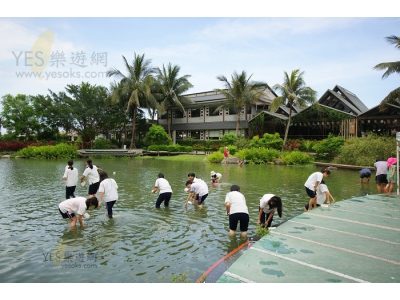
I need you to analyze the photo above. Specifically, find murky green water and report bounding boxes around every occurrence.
[0,156,372,282]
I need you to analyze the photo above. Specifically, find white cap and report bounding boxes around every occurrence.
[210,171,216,176]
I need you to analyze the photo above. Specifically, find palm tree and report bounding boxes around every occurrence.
[270,69,317,151]
[156,63,194,136]
[373,35,400,111]
[105,81,131,146]
[214,71,268,136]
[107,53,158,149]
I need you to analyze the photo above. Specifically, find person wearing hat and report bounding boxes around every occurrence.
[210,171,222,184]
[374,158,388,194]
[359,168,372,184]
[386,157,397,195]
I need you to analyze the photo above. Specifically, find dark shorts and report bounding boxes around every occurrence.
[376,174,388,184]
[197,193,208,205]
[59,208,75,219]
[229,213,249,232]
[305,187,316,198]
[88,181,100,195]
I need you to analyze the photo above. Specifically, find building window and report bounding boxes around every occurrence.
[190,130,200,139]
[190,108,201,118]
[177,131,187,139]
[175,110,185,118]
[209,130,221,140]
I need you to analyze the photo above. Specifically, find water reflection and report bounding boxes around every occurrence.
[0,157,377,282]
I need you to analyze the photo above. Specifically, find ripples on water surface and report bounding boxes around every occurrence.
[0,156,370,282]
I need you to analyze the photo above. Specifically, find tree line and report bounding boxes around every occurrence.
[1,35,398,149]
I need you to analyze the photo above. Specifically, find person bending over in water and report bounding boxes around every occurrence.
[257,194,282,228]
[58,196,98,228]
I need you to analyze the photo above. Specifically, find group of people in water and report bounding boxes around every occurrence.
[59,159,119,227]
[58,159,283,240]
[58,155,396,238]
[303,156,398,214]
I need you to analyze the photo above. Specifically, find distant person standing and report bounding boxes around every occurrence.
[225,185,249,239]
[152,172,173,208]
[304,169,331,211]
[359,168,372,184]
[223,147,229,165]
[81,158,100,197]
[63,160,79,199]
[257,194,282,228]
[386,157,397,195]
[374,158,388,194]
[98,171,118,219]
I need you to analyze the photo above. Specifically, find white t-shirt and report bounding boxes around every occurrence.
[304,172,323,190]
[211,173,222,179]
[83,165,100,184]
[98,178,119,202]
[59,197,87,216]
[63,167,79,187]
[259,194,277,214]
[189,180,209,197]
[225,191,248,215]
[317,184,329,205]
[154,178,173,194]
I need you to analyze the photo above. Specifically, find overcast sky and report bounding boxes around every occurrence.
[1,2,399,134]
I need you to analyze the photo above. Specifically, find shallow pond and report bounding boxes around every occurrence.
[0,156,374,282]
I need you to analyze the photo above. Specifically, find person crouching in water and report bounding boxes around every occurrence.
[257,194,282,228]
[98,171,119,219]
[58,196,98,228]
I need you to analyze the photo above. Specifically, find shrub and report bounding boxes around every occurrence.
[284,139,299,151]
[144,124,172,146]
[234,137,251,150]
[13,143,78,159]
[236,148,280,164]
[333,133,396,166]
[93,138,111,149]
[249,133,283,150]
[298,139,316,152]
[147,144,193,152]
[313,133,345,156]
[220,133,238,145]
[280,150,314,165]
[0,141,38,152]
[206,151,224,163]
[219,145,238,156]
